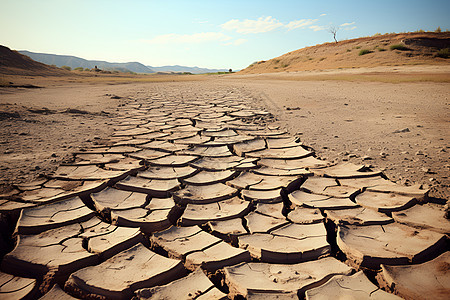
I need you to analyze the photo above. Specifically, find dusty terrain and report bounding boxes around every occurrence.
[1,65,448,201]
[0,69,448,299]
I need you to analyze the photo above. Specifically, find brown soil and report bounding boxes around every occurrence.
[0,64,448,202]
[240,32,450,74]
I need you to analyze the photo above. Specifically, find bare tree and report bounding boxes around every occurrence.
[328,25,339,43]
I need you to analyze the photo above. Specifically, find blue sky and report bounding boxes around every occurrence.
[1,0,449,69]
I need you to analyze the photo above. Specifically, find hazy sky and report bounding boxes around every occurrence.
[1,0,449,69]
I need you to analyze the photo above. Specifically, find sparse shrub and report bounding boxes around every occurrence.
[282,63,289,68]
[273,59,280,63]
[61,65,71,71]
[319,57,326,61]
[84,68,91,71]
[274,66,279,69]
[346,49,351,52]
[74,67,83,71]
[436,48,449,58]
[390,44,409,51]
[359,49,373,56]
[373,33,381,36]
[378,48,387,52]
[355,46,362,49]
[435,26,442,33]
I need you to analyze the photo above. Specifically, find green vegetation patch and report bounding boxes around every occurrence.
[390,44,410,51]
[436,48,449,58]
[359,49,373,56]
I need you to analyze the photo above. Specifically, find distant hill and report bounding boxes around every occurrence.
[19,51,155,74]
[240,32,450,74]
[148,65,229,74]
[0,45,69,75]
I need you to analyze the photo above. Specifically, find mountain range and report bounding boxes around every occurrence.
[18,50,228,74]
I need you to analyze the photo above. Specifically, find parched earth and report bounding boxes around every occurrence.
[0,84,449,299]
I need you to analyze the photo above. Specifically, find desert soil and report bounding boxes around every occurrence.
[0,66,449,200]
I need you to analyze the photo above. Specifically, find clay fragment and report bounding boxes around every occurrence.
[337,223,448,269]
[65,243,184,300]
[14,180,107,205]
[18,196,94,234]
[51,165,130,181]
[266,137,301,149]
[157,131,197,141]
[203,135,254,146]
[247,129,287,137]
[128,149,170,161]
[255,202,286,219]
[238,223,330,263]
[306,271,401,300]
[179,145,233,157]
[289,190,358,209]
[40,283,78,299]
[300,177,338,193]
[339,177,428,199]
[111,199,177,233]
[134,268,225,299]
[115,176,180,197]
[241,188,283,203]
[172,135,211,145]
[253,166,311,176]
[181,169,237,186]
[224,258,352,298]
[233,139,267,156]
[287,206,324,224]
[150,226,221,259]
[67,153,124,166]
[1,221,99,277]
[208,218,248,242]
[228,172,301,191]
[0,200,36,212]
[172,183,239,204]
[138,166,197,180]
[179,197,251,226]
[355,191,418,213]
[392,203,450,234]
[245,211,289,234]
[258,156,331,169]
[104,157,145,171]
[146,154,198,167]
[377,251,450,300]
[139,140,188,152]
[246,145,312,159]
[325,207,393,226]
[112,127,153,137]
[91,187,148,211]
[0,272,38,300]
[203,129,237,137]
[191,156,258,171]
[247,291,299,299]
[185,241,251,271]
[75,146,142,154]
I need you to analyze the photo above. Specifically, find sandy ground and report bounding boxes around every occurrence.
[0,66,448,200]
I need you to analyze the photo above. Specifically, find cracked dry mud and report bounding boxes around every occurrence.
[0,86,448,299]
